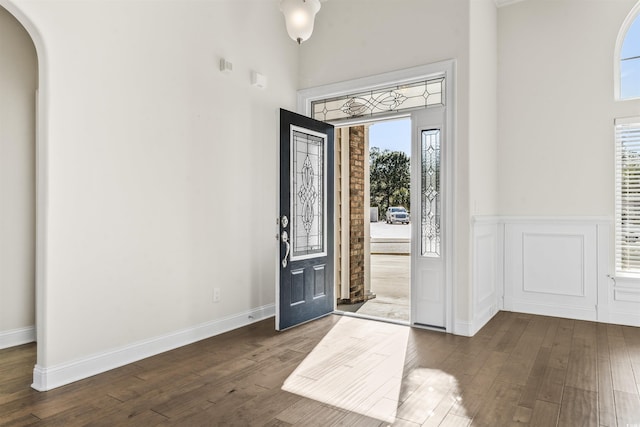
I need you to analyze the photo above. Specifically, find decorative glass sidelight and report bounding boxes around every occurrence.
[292,127,326,258]
[421,129,441,257]
[311,77,445,123]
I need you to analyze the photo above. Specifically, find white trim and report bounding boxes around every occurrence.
[499,216,612,225]
[289,125,328,261]
[614,116,640,126]
[597,223,612,323]
[339,128,350,301]
[474,216,640,329]
[453,320,474,337]
[31,304,275,391]
[298,60,456,334]
[608,310,640,327]
[297,60,454,118]
[275,110,282,331]
[0,326,36,350]
[614,2,640,101]
[507,300,597,321]
[613,275,640,287]
[471,217,500,337]
[0,0,50,385]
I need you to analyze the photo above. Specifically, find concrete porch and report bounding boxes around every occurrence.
[337,222,410,322]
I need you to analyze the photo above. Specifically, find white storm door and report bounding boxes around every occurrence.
[411,108,446,329]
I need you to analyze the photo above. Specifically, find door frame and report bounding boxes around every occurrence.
[296,60,456,332]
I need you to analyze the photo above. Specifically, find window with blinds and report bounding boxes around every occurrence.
[615,117,640,274]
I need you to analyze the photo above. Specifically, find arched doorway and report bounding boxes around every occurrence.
[0,1,47,390]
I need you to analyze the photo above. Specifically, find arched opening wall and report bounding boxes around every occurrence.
[0,0,298,391]
[0,5,39,351]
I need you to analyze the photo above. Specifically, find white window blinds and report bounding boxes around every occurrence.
[615,117,640,274]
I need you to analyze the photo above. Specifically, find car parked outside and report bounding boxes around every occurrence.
[386,206,410,224]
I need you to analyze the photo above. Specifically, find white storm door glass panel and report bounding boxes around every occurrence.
[411,108,445,329]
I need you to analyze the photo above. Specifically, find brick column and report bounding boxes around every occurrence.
[349,126,365,303]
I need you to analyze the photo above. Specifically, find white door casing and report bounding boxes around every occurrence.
[297,60,455,332]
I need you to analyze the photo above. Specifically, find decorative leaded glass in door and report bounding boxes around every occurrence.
[421,129,441,257]
[278,109,334,331]
[291,127,325,259]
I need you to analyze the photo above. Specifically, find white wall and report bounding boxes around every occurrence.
[11,0,639,389]
[498,0,640,216]
[4,0,298,381]
[469,0,497,217]
[492,0,640,330]
[467,0,499,334]
[299,0,475,326]
[0,6,37,347]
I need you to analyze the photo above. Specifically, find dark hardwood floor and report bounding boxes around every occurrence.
[1,311,640,426]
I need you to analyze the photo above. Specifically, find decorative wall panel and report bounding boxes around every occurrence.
[473,217,640,330]
[504,222,598,321]
[522,233,585,297]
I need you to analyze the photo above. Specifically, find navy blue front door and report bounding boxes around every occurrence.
[277,109,334,331]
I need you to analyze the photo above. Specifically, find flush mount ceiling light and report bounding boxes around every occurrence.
[280,0,321,44]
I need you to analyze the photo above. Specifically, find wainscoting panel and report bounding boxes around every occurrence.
[522,232,586,297]
[472,217,640,332]
[607,275,640,326]
[471,218,500,335]
[504,221,598,321]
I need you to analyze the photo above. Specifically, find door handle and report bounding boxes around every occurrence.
[281,231,290,268]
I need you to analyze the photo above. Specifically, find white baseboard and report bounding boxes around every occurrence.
[0,326,36,350]
[473,304,498,335]
[32,304,275,391]
[608,310,640,327]
[454,306,499,338]
[508,300,597,322]
[454,320,474,337]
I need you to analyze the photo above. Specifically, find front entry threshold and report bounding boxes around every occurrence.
[333,310,410,327]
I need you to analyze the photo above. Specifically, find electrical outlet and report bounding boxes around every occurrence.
[213,288,221,303]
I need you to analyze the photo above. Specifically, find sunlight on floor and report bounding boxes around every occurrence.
[395,367,465,423]
[282,316,409,423]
